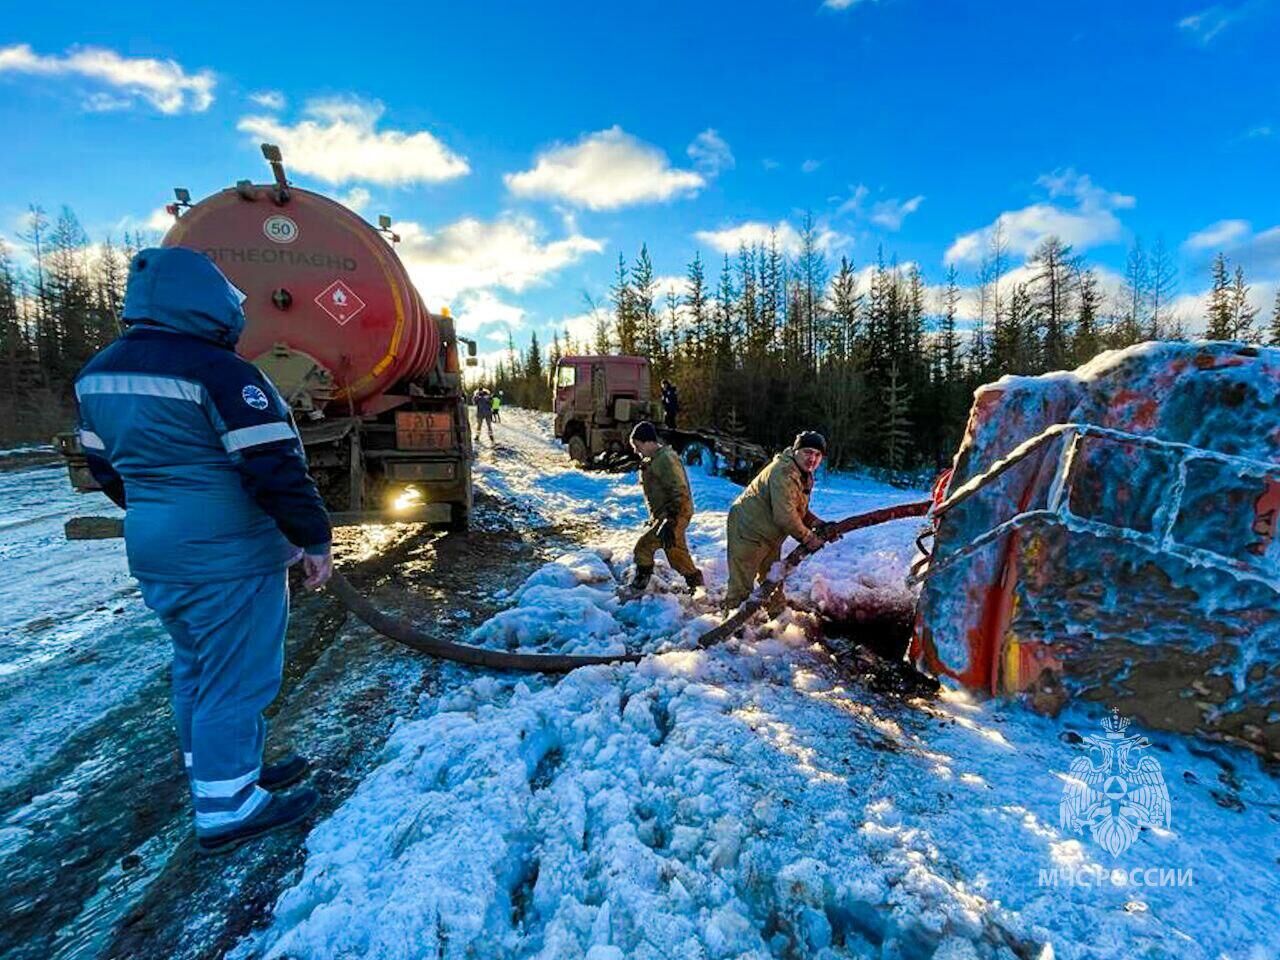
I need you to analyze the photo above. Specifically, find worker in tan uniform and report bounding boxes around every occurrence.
[723,431,828,611]
[629,421,704,593]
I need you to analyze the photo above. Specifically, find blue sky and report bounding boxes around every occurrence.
[2,0,1278,368]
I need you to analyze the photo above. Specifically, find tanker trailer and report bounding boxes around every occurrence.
[57,145,478,529]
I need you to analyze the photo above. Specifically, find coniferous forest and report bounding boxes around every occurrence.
[0,207,141,444]
[489,217,1280,472]
[4,205,1279,469]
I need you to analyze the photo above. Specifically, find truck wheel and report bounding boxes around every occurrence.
[568,435,590,466]
[449,503,470,532]
[682,441,719,477]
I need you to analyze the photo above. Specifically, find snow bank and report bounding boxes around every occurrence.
[238,410,1280,960]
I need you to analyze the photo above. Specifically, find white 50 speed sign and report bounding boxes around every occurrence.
[262,215,299,244]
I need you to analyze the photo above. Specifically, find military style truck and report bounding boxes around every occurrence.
[551,355,768,482]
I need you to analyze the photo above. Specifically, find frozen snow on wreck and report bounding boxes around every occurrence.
[915,340,1280,760]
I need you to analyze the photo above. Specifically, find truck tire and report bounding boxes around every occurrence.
[682,440,719,477]
[568,435,591,466]
[449,502,470,532]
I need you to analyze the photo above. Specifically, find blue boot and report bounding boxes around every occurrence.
[196,787,319,856]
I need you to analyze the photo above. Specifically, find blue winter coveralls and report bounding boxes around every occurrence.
[74,247,331,837]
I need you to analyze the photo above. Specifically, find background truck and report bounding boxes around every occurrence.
[551,355,769,483]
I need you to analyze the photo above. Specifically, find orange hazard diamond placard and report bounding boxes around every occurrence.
[315,280,366,325]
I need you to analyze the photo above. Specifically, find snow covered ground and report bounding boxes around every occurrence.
[234,409,1280,960]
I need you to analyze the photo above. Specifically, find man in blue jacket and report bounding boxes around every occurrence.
[75,247,331,855]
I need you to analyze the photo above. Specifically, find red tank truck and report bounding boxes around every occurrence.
[57,145,477,528]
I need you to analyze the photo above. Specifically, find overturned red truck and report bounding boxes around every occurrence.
[912,341,1280,761]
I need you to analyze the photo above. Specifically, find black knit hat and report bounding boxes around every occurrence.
[794,430,827,454]
[630,421,660,444]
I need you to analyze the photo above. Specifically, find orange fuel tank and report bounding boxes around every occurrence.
[163,183,439,414]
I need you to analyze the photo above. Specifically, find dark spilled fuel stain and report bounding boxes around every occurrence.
[814,608,941,700]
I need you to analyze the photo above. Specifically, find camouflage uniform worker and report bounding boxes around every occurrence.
[723,431,828,611]
[629,421,704,592]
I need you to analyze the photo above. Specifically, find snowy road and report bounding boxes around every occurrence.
[2,411,1277,959]
[235,410,1279,960]
[0,433,592,959]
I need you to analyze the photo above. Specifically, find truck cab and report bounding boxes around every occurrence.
[553,356,652,466]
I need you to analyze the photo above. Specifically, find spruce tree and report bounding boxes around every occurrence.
[1073,267,1101,363]
[829,257,861,364]
[526,331,544,382]
[610,253,637,354]
[796,213,827,366]
[940,264,961,384]
[1270,288,1280,347]
[1204,253,1233,340]
[737,243,761,356]
[1029,236,1076,371]
[1230,265,1259,341]
[684,252,708,361]
[881,362,913,471]
[714,253,736,368]
[631,244,660,360]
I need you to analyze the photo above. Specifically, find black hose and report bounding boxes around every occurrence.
[326,499,933,672]
[327,571,642,673]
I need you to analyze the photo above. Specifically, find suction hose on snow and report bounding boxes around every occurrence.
[325,571,642,673]
[327,499,934,672]
[65,501,934,674]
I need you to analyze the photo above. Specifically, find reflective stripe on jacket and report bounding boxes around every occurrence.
[75,247,330,583]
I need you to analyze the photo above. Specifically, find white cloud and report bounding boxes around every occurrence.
[1245,123,1273,139]
[249,89,286,110]
[337,187,372,214]
[394,215,603,305]
[697,221,802,255]
[111,207,177,238]
[839,184,925,230]
[652,274,688,297]
[945,169,1134,265]
[1180,219,1280,278]
[0,43,215,113]
[505,126,704,210]
[238,97,469,186]
[82,91,134,112]
[762,158,781,171]
[869,195,925,230]
[823,0,875,8]
[1183,219,1251,252]
[453,290,527,336]
[144,207,175,232]
[686,128,734,176]
[1177,3,1256,44]
[694,219,849,257]
[801,159,822,174]
[1036,169,1135,211]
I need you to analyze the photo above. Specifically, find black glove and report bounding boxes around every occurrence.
[657,518,678,549]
